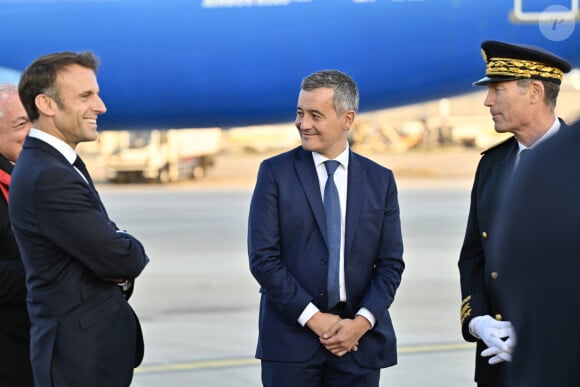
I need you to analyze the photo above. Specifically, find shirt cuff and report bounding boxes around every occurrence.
[297,302,320,327]
[356,307,376,328]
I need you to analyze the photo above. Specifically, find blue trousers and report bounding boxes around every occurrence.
[261,347,380,387]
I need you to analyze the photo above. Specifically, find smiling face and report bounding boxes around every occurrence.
[295,87,354,159]
[45,64,107,149]
[0,90,31,162]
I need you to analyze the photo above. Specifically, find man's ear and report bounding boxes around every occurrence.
[343,110,356,131]
[529,80,545,104]
[35,94,57,117]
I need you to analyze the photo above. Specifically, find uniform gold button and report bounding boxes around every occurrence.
[495,314,503,321]
[491,272,498,279]
[482,231,488,239]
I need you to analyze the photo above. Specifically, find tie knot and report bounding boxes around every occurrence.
[73,156,84,168]
[325,160,340,176]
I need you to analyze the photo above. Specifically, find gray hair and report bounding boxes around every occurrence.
[0,83,19,119]
[517,78,559,109]
[301,70,359,116]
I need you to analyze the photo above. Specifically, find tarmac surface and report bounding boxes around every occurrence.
[86,148,484,386]
[73,78,578,386]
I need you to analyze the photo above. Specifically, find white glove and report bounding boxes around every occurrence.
[469,315,513,353]
[480,328,516,364]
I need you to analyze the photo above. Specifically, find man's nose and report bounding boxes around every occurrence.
[94,96,107,114]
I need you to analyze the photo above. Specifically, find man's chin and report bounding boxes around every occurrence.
[300,139,318,152]
[83,129,99,142]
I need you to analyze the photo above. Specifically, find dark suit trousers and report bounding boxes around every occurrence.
[261,348,380,387]
[0,330,34,387]
[261,303,380,387]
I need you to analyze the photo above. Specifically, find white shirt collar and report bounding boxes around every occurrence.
[312,143,350,169]
[518,117,561,152]
[28,128,78,164]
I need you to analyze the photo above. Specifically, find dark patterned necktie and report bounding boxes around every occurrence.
[324,160,341,309]
[73,156,93,186]
[73,156,109,217]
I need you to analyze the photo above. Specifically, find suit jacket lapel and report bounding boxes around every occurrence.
[294,148,328,247]
[26,136,70,165]
[26,137,110,219]
[345,151,364,261]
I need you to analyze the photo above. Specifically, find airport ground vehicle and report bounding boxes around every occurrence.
[104,128,222,183]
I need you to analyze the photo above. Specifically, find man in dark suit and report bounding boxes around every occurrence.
[248,69,405,387]
[0,83,34,387]
[458,41,571,386]
[491,119,580,387]
[9,52,149,387]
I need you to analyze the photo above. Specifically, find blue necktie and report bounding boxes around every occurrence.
[324,160,341,309]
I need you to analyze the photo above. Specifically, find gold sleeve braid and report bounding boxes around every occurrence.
[460,295,472,324]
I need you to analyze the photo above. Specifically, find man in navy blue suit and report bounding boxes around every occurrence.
[9,52,149,387]
[248,69,405,386]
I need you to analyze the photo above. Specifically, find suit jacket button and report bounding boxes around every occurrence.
[491,271,498,279]
[319,290,326,297]
[321,258,327,265]
[482,231,488,239]
[495,314,503,321]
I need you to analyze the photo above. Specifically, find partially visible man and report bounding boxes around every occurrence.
[491,119,580,387]
[10,52,149,387]
[248,69,404,387]
[457,40,571,386]
[0,83,33,387]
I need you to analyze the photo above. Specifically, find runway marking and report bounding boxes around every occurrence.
[135,358,259,373]
[135,342,474,374]
[398,342,473,354]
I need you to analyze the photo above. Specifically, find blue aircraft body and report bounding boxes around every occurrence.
[0,0,578,130]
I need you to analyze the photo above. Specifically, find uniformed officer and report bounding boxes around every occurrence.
[457,40,571,387]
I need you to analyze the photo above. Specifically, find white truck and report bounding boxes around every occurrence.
[104,128,222,183]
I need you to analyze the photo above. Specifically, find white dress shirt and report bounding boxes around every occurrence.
[516,117,561,156]
[28,128,87,182]
[297,143,376,328]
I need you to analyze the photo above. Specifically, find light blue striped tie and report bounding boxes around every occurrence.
[324,160,340,309]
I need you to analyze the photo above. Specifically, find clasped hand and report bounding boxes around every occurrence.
[307,312,371,357]
[470,315,516,365]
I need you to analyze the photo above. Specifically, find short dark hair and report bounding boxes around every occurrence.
[301,70,359,116]
[18,51,100,122]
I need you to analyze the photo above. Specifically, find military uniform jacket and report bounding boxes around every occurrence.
[458,120,568,384]
[458,136,518,384]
